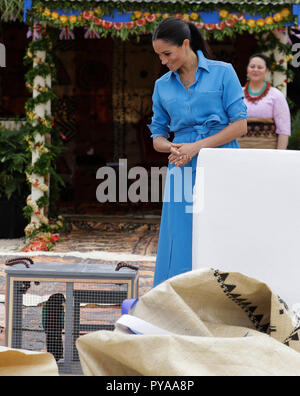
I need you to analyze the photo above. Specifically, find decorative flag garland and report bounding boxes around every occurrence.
[33,22,41,41]
[59,26,75,40]
[84,26,100,39]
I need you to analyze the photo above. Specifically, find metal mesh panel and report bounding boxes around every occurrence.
[9,279,129,375]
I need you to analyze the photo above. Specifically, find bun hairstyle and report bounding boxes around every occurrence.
[248,53,270,69]
[152,17,213,59]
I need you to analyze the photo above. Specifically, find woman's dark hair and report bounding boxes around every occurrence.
[152,17,213,59]
[248,53,270,69]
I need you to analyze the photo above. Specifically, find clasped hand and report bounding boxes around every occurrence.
[168,142,198,167]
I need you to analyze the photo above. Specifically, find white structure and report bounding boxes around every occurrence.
[193,148,300,307]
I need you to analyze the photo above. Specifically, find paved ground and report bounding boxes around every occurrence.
[0,238,26,252]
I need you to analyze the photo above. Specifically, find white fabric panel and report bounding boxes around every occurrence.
[193,148,300,307]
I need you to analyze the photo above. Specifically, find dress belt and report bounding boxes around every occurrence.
[174,123,228,139]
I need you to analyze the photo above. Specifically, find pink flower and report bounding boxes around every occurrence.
[114,22,124,30]
[83,11,93,20]
[135,18,146,27]
[126,21,135,29]
[145,14,156,23]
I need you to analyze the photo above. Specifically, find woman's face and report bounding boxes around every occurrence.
[247,57,268,83]
[153,39,188,71]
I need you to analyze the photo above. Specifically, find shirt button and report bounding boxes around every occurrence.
[186,106,190,110]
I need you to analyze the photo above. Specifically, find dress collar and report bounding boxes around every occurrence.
[196,50,210,72]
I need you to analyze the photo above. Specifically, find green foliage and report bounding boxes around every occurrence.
[32,0,292,16]
[288,110,300,150]
[0,0,24,22]
[0,125,30,200]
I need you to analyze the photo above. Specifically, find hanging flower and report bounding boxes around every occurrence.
[93,17,102,26]
[83,10,94,20]
[273,13,283,23]
[126,21,135,29]
[190,13,199,21]
[175,13,183,19]
[59,15,68,24]
[247,19,256,28]
[219,10,229,19]
[102,20,113,29]
[43,8,51,18]
[133,11,143,19]
[135,18,146,27]
[94,8,103,15]
[51,12,59,21]
[215,22,225,31]
[69,15,77,24]
[280,8,290,18]
[205,24,215,31]
[182,14,190,21]
[195,22,204,29]
[236,14,245,22]
[265,16,274,25]
[256,19,265,27]
[225,18,236,27]
[114,22,124,30]
[145,14,156,23]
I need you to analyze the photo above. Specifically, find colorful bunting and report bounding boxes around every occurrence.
[59,26,75,40]
[84,27,101,39]
[32,23,41,41]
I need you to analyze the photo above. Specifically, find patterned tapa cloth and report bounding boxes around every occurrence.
[0,347,58,376]
[77,269,300,376]
[246,121,276,137]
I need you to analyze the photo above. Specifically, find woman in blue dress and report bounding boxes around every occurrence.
[148,17,248,287]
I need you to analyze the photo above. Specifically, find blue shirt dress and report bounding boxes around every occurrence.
[148,50,248,287]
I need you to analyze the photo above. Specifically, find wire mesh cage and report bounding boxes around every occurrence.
[5,258,139,375]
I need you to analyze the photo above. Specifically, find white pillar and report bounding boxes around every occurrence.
[31,50,51,226]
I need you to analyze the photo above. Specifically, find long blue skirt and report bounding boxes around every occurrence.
[153,129,240,287]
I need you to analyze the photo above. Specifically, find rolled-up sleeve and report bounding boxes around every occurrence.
[147,81,170,139]
[222,64,248,123]
[273,91,291,136]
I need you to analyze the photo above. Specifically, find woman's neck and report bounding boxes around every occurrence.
[248,80,266,92]
[179,51,198,75]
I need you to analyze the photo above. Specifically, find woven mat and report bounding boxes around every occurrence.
[52,223,159,256]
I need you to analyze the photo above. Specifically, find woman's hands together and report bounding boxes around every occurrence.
[168,142,200,166]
